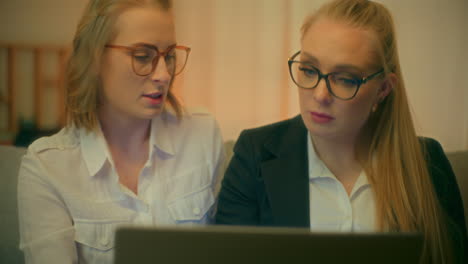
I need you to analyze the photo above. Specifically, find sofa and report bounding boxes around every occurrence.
[1,146,26,264]
[1,144,467,264]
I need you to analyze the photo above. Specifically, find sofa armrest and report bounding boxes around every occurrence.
[0,146,26,264]
[446,151,468,235]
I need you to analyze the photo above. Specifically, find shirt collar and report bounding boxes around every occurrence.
[350,170,370,197]
[307,131,370,189]
[80,111,178,177]
[307,132,334,179]
[80,123,112,177]
[150,111,177,157]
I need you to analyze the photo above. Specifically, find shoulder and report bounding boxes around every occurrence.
[418,137,449,170]
[231,115,306,163]
[19,127,81,183]
[238,115,303,146]
[418,136,443,153]
[184,107,219,128]
[163,107,219,130]
[159,108,223,149]
[175,108,221,140]
[28,127,79,155]
[418,136,455,191]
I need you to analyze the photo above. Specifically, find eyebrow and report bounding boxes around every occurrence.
[300,51,319,65]
[132,42,177,51]
[300,51,365,75]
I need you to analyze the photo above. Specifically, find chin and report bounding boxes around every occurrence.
[308,127,329,139]
[135,108,163,120]
[304,120,335,139]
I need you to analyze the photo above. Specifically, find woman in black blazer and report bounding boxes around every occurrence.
[215,0,466,263]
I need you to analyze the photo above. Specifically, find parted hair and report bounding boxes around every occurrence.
[302,0,452,263]
[65,0,182,131]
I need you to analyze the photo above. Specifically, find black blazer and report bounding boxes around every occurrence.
[215,115,467,261]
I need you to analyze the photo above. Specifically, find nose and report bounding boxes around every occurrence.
[313,77,333,105]
[150,56,172,84]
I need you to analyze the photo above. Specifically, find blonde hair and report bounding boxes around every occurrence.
[302,0,452,263]
[65,0,182,131]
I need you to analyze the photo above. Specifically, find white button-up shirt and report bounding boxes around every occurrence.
[307,133,376,232]
[18,111,225,264]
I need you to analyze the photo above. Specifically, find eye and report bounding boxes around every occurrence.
[298,66,318,78]
[165,54,176,63]
[332,74,359,88]
[133,49,153,63]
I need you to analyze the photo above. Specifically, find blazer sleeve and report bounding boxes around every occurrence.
[215,130,260,225]
[424,138,467,263]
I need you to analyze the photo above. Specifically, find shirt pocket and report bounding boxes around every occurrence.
[70,199,132,252]
[74,220,120,251]
[165,163,215,223]
[167,184,215,223]
[74,219,128,264]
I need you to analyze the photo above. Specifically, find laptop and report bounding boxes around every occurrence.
[114,225,423,264]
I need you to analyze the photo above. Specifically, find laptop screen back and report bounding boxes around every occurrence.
[114,225,423,264]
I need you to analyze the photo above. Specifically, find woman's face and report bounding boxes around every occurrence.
[99,7,176,122]
[299,18,391,143]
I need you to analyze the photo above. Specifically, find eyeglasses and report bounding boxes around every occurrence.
[105,44,191,76]
[288,51,384,100]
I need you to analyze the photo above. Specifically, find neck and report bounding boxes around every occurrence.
[98,108,151,154]
[311,133,362,181]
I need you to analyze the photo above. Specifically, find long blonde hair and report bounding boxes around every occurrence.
[302,0,451,262]
[65,0,182,131]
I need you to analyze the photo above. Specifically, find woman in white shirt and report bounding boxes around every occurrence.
[17,0,225,263]
[215,0,466,263]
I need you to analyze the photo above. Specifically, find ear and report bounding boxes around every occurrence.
[376,72,396,102]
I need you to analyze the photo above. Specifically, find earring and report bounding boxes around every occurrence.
[371,103,378,113]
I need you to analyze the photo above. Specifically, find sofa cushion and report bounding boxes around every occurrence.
[0,146,26,264]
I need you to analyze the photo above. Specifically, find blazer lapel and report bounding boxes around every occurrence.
[261,116,310,228]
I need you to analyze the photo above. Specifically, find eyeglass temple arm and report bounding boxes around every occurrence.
[361,69,385,84]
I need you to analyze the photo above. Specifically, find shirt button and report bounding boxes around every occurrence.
[100,237,109,247]
[137,202,149,213]
[193,207,201,215]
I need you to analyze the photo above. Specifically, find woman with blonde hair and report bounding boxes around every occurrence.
[216,0,466,262]
[18,0,225,263]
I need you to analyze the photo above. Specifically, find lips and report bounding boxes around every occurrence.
[310,111,334,124]
[142,92,164,105]
[143,92,163,99]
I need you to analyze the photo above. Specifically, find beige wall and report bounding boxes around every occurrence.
[381,0,468,151]
[1,0,467,151]
[0,0,86,45]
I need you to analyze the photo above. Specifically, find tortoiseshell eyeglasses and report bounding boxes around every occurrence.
[105,43,191,76]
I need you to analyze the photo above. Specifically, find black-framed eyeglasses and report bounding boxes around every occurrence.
[105,43,191,76]
[288,51,384,100]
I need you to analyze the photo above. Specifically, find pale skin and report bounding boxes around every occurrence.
[299,18,396,195]
[98,6,176,194]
